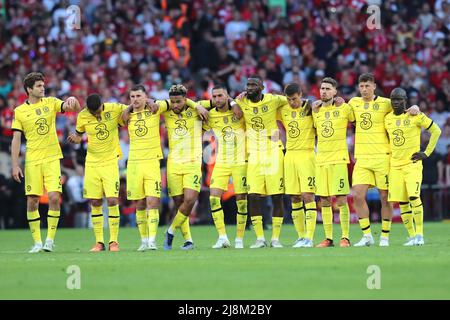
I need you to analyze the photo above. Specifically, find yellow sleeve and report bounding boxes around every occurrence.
[156,100,170,114]
[423,120,441,157]
[277,95,288,109]
[198,99,213,109]
[185,98,197,109]
[75,112,85,134]
[11,109,23,132]
[347,104,355,122]
[116,103,128,126]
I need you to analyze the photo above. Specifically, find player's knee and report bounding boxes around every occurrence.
[184,196,198,208]
[291,195,302,203]
[107,198,118,206]
[91,199,102,207]
[353,189,366,203]
[235,193,246,201]
[301,193,314,203]
[146,197,160,209]
[136,199,146,211]
[27,196,39,211]
[320,197,331,207]
[48,193,60,207]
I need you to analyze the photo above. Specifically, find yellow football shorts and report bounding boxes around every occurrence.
[24,159,62,196]
[388,162,422,202]
[247,147,284,195]
[352,157,389,190]
[316,163,349,196]
[210,163,248,194]
[284,150,316,195]
[84,159,120,199]
[126,160,161,200]
[167,160,202,197]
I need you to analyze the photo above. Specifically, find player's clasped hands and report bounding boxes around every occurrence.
[67,133,82,144]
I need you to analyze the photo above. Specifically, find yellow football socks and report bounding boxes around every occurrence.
[236,199,248,240]
[305,201,317,241]
[91,205,104,244]
[108,205,120,243]
[291,201,305,238]
[46,210,60,241]
[27,210,41,244]
[322,206,333,240]
[210,196,226,237]
[136,209,148,240]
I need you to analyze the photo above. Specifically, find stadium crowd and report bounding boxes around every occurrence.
[0,0,449,229]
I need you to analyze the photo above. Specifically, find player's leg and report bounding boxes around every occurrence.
[209,166,230,247]
[143,161,162,250]
[210,187,230,249]
[106,197,120,252]
[178,164,202,249]
[127,162,148,250]
[84,164,106,251]
[389,166,415,244]
[284,151,304,245]
[26,195,42,252]
[266,148,285,248]
[290,195,306,246]
[233,164,248,248]
[378,189,392,246]
[248,193,267,248]
[316,196,334,247]
[135,198,149,251]
[315,165,333,247]
[353,184,374,246]
[247,155,267,248]
[164,160,184,250]
[298,153,317,247]
[375,160,392,246]
[24,163,43,252]
[270,194,285,248]
[405,163,424,245]
[146,196,160,249]
[234,193,247,248]
[89,198,106,252]
[336,195,350,247]
[102,161,121,251]
[179,188,199,250]
[331,164,351,246]
[302,192,317,247]
[42,160,63,251]
[352,161,374,243]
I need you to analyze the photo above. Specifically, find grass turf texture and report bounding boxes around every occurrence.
[0,222,449,299]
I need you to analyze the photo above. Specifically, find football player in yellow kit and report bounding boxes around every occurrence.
[385,88,440,246]
[11,72,81,253]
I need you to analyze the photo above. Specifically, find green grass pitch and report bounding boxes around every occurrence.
[1,222,449,300]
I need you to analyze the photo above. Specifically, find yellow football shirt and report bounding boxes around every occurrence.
[162,104,203,163]
[236,94,287,153]
[200,100,246,165]
[279,100,315,152]
[76,102,127,164]
[127,101,170,163]
[349,96,392,159]
[11,97,64,165]
[313,103,355,165]
[385,112,434,167]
